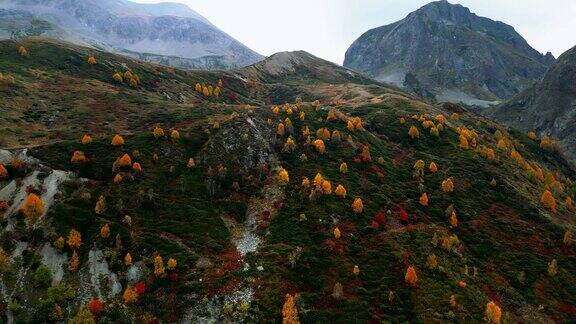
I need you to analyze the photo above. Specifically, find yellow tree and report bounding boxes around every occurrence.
[485,301,502,324]
[449,210,458,228]
[67,229,82,250]
[87,56,97,65]
[187,158,196,168]
[124,253,133,266]
[321,180,332,195]
[132,162,143,173]
[335,184,346,198]
[333,227,341,239]
[113,173,123,184]
[112,72,123,83]
[528,131,537,140]
[111,134,124,146]
[100,224,110,239]
[123,286,138,304]
[18,45,28,57]
[154,255,165,276]
[69,250,80,272]
[278,168,290,185]
[195,83,202,92]
[352,198,363,214]
[327,110,336,121]
[171,129,180,140]
[360,145,371,162]
[441,178,454,193]
[429,162,438,173]
[71,151,87,163]
[95,195,105,215]
[339,162,348,173]
[82,134,93,145]
[419,193,429,206]
[313,139,326,154]
[282,294,300,324]
[540,190,557,213]
[405,266,418,286]
[117,154,132,168]
[353,265,360,276]
[153,127,165,138]
[277,123,286,136]
[167,258,177,270]
[283,137,296,152]
[408,126,420,139]
[21,193,45,223]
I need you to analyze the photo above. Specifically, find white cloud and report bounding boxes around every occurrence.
[131,0,576,64]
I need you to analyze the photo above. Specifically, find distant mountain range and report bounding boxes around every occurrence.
[489,45,576,160]
[0,0,263,70]
[344,0,554,107]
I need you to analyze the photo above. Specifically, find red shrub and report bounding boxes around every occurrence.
[88,299,104,315]
[398,208,409,223]
[135,281,146,295]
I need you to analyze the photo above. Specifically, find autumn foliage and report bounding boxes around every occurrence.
[419,193,429,206]
[405,266,418,286]
[87,56,97,65]
[117,154,132,168]
[21,193,44,222]
[352,198,364,214]
[67,229,82,250]
[0,164,7,179]
[540,190,557,213]
[81,134,93,145]
[408,126,420,139]
[88,299,103,315]
[71,151,87,163]
[485,301,502,324]
[282,294,300,324]
[278,168,290,185]
[154,255,165,276]
[111,134,125,146]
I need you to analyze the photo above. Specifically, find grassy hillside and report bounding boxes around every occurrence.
[0,38,575,323]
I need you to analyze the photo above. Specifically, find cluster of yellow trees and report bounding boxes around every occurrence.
[113,70,141,87]
[195,79,222,98]
[406,113,448,139]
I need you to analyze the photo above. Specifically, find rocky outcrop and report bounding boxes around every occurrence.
[489,45,576,160]
[0,0,263,70]
[344,0,553,106]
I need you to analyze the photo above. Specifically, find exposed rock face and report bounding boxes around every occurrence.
[0,0,263,70]
[343,0,553,106]
[490,45,576,160]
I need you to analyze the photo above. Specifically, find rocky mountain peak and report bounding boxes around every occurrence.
[344,1,553,107]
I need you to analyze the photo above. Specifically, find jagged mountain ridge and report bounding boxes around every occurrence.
[0,0,263,70]
[344,0,554,107]
[489,45,576,160]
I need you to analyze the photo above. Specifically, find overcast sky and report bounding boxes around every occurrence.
[132,0,576,65]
